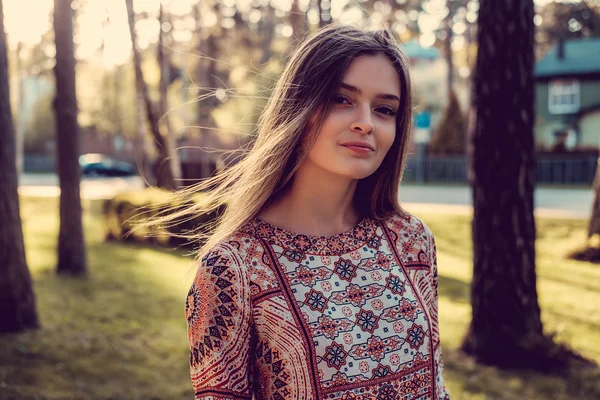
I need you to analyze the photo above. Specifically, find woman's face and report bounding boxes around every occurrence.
[304,54,401,181]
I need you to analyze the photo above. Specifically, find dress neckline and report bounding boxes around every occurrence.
[241,216,379,256]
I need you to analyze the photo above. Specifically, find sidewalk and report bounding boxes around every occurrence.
[18,174,592,219]
[402,202,587,220]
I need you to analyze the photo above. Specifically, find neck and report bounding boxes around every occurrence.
[260,161,361,236]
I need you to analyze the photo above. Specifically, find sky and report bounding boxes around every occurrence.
[2,0,581,67]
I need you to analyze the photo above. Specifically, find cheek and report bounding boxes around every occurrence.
[378,127,397,157]
[307,119,340,157]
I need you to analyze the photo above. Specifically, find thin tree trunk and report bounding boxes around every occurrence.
[259,5,275,65]
[444,0,454,95]
[316,0,330,27]
[135,86,153,186]
[125,0,175,190]
[462,0,548,368]
[290,0,303,41]
[0,0,39,333]
[53,0,87,276]
[588,158,600,239]
[15,41,25,176]
[158,2,182,186]
[193,2,221,180]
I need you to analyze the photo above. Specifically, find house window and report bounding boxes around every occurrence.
[548,79,580,115]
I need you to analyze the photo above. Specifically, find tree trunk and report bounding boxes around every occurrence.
[135,86,153,187]
[290,0,303,41]
[125,0,175,190]
[259,5,276,65]
[588,158,600,239]
[0,0,40,333]
[53,0,87,276]
[444,0,454,95]
[15,41,25,176]
[316,0,330,27]
[462,0,548,368]
[193,2,221,180]
[158,2,182,186]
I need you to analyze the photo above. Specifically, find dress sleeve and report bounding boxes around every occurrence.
[428,233,451,400]
[185,244,254,400]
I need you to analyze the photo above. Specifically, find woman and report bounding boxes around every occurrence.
[185,24,449,399]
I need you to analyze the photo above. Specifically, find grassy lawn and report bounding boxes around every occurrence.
[1,196,599,399]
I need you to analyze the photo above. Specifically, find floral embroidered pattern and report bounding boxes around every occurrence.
[355,309,380,333]
[334,258,358,281]
[309,315,355,340]
[323,342,348,369]
[187,214,450,399]
[329,283,386,307]
[305,288,329,312]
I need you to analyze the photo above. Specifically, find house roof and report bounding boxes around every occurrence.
[401,40,441,60]
[535,38,600,78]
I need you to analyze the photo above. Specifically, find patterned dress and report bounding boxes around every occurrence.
[186,213,450,400]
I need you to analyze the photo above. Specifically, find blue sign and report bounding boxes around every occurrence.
[414,111,431,129]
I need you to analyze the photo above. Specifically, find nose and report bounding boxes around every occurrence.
[350,107,374,135]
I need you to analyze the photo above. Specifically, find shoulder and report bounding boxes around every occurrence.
[198,228,280,296]
[201,228,264,268]
[381,211,434,243]
[380,211,435,267]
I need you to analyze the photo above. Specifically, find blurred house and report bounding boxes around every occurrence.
[402,40,442,65]
[534,38,600,152]
[401,40,469,155]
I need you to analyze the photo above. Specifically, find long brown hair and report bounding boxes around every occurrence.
[154,23,413,261]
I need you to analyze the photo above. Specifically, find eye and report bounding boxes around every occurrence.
[376,106,397,116]
[332,94,351,105]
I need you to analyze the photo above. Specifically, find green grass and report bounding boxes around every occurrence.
[0,197,197,400]
[0,197,599,399]
[424,213,600,400]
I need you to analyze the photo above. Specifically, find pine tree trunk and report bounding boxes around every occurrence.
[290,0,303,41]
[462,0,546,367]
[125,0,175,190]
[53,0,87,276]
[259,5,275,65]
[0,0,39,333]
[444,0,454,95]
[135,87,153,187]
[15,41,25,176]
[588,158,600,239]
[158,3,182,186]
[316,0,330,27]
[193,2,221,180]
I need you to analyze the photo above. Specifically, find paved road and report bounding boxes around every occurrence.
[18,173,145,199]
[399,184,592,219]
[18,174,592,218]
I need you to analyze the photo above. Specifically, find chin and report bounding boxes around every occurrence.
[338,166,380,180]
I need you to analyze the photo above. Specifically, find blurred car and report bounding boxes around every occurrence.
[79,154,137,177]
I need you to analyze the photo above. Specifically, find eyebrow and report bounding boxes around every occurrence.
[339,82,401,102]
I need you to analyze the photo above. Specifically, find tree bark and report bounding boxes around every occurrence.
[588,158,600,239]
[290,0,303,41]
[53,0,87,276]
[444,0,454,95]
[0,0,40,333]
[462,0,547,368]
[158,2,182,186]
[15,41,25,176]
[259,5,276,65]
[125,0,176,190]
[193,2,221,180]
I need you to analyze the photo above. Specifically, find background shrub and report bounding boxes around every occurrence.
[103,188,223,249]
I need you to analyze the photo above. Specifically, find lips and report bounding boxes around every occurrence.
[340,141,375,151]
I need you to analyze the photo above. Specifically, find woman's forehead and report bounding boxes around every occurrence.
[340,55,401,98]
